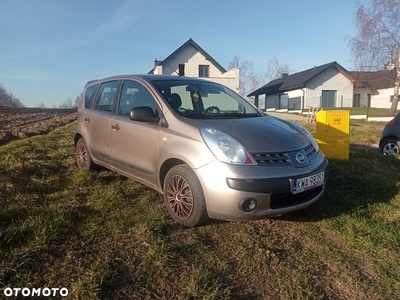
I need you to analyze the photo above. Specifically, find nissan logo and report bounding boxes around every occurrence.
[295,152,305,164]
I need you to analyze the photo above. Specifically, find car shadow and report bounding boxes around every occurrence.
[275,149,400,222]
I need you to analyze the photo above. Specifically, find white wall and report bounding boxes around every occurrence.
[353,87,373,107]
[157,44,240,93]
[354,86,395,109]
[204,68,240,94]
[286,89,303,110]
[371,87,394,108]
[305,68,353,107]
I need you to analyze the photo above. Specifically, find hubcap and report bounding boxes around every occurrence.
[383,142,399,155]
[166,175,194,220]
[77,143,87,168]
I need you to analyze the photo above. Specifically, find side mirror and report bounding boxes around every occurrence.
[130,106,160,123]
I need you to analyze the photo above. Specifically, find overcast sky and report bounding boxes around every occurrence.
[0,0,359,107]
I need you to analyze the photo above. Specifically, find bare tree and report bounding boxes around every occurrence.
[59,97,74,108]
[0,84,24,107]
[74,95,81,108]
[350,0,400,116]
[228,56,265,98]
[266,57,293,81]
[37,101,46,108]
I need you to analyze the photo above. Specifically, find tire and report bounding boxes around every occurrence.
[163,164,209,227]
[381,139,400,155]
[76,138,96,171]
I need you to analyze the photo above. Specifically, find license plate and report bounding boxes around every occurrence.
[292,172,324,194]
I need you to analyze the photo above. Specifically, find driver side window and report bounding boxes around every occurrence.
[118,80,159,116]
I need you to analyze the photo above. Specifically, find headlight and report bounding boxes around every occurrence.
[292,122,319,152]
[200,128,256,165]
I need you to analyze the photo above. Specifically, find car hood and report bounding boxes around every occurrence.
[189,115,310,153]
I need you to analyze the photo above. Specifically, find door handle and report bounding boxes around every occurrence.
[84,117,90,123]
[111,124,120,131]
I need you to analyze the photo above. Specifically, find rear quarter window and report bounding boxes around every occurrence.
[85,84,98,108]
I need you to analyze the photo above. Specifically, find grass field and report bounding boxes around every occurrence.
[1,121,399,299]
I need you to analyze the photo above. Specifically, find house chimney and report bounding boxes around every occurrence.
[281,72,288,78]
[154,58,163,67]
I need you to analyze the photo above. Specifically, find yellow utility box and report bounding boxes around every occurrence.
[316,110,350,159]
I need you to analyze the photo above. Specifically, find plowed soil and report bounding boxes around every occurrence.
[0,106,77,146]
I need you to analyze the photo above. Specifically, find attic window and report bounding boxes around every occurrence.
[199,65,209,77]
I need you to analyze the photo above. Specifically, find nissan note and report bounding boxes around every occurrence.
[74,74,328,226]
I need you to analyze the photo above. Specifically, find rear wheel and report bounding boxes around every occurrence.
[381,139,400,155]
[163,165,209,227]
[76,138,96,171]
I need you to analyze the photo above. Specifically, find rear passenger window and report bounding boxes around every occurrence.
[85,84,98,108]
[94,81,119,112]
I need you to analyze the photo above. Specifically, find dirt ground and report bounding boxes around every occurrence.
[0,107,77,146]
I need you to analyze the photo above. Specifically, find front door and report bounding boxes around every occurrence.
[109,80,162,187]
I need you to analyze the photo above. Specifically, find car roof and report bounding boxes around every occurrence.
[84,74,206,88]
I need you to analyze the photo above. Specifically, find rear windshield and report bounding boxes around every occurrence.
[152,79,261,119]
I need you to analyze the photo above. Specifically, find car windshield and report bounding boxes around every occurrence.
[152,79,261,119]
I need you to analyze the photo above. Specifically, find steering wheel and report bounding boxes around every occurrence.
[203,106,221,114]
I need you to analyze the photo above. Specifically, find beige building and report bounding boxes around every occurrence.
[148,38,239,93]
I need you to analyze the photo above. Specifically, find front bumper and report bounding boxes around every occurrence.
[194,153,329,221]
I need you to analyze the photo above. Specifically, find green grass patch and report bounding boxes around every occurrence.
[0,122,399,299]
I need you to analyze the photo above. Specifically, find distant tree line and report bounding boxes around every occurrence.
[37,96,80,109]
[0,84,24,107]
[58,96,80,109]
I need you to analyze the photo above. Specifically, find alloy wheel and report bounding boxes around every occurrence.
[383,142,399,155]
[166,175,194,220]
[77,142,88,168]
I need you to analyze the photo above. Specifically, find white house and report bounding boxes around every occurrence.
[148,38,239,93]
[248,62,355,111]
[350,69,397,109]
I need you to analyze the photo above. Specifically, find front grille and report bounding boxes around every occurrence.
[251,153,290,165]
[251,143,317,166]
[304,143,317,160]
[270,185,323,209]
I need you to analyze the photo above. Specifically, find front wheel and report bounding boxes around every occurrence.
[163,165,209,227]
[381,139,400,155]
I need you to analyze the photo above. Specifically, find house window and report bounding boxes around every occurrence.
[278,94,288,109]
[353,94,360,107]
[198,65,209,77]
[321,90,336,107]
[179,64,185,76]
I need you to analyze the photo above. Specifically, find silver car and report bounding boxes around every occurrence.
[74,75,328,226]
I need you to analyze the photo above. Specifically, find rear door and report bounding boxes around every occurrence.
[109,79,162,186]
[82,80,119,166]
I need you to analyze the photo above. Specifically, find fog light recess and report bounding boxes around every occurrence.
[239,198,257,212]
